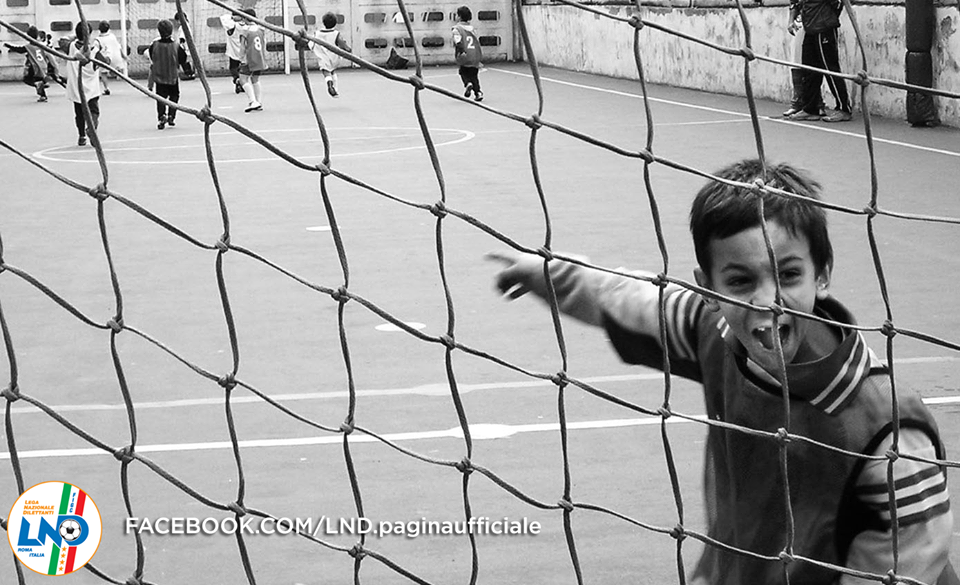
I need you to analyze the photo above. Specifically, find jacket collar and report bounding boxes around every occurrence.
[718,296,886,414]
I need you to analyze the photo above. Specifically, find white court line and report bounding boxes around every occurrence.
[7,373,669,414]
[0,415,707,460]
[8,356,959,415]
[489,68,960,159]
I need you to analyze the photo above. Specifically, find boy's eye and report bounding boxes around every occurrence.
[724,276,752,289]
[778,268,802,282]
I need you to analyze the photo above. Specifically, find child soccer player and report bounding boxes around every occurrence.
[148,19,188,129]
[451,5,483,102]
[487,159,956,584]
[237,8,266,112]
[309,12,351,98]
[37,30,66,86]
[65,22,109,146]
[4,26,55,102]
[218,10,245,94]
[96,21,127,95]
[171,12,197,80]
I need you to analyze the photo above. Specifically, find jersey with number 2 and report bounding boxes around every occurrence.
[452,24,481,67]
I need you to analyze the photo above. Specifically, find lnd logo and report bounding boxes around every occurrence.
[7,481,102,576]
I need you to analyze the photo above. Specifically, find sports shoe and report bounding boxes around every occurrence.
[102,88,110,96]
[37,95,47,103]
[166,115,176,127]
[464,82,473,98]
[327,79,338,98]
[157,118,166,130]
[77,136,87,146]
[782,105,801,117]
[473,90,483,102]
[244,101,262,112]
[821,110,853,123]
[787,110,820,121]
[234,82,244,94]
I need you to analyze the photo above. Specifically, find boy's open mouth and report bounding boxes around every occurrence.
[753,324,791,351]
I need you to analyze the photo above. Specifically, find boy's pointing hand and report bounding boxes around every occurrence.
[485,251,548,301]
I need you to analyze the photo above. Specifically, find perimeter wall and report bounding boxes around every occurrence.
[519,0,960,127]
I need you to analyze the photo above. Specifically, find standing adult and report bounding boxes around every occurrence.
[788,0,853,122]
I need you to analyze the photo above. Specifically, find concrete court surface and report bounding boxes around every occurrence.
[0,61,959,583]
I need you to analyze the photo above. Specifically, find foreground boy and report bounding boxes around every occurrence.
[488,159,955,584]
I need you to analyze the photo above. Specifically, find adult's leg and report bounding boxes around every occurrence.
[797,32,826,116]
[818,27,851,113]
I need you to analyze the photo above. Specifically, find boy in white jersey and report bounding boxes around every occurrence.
[96,21,126,95]
[65,21,109,146]
[218,10,245,94]
[237,7,266,112]
[308,11,351,98]
[488,159,956,585]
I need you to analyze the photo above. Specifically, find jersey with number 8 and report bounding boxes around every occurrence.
[242,24,267,72]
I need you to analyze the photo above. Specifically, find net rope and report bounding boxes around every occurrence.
[1,0,959,582]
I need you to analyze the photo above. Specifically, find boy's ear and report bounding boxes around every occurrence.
[815,265,832,300]
[693,267,721,312]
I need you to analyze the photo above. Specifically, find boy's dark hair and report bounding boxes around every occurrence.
[689,159,833,277]
[157,19,174,38]
[242,7,257,18]
[322,12,338,29]
[27,25,38,39]
[98,20,110,33]
[75,21,92,41]
[456,6,472,22]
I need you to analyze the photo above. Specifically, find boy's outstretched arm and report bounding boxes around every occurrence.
[487,250,607,326]
[486,249,675,332]
[488,250,704,377]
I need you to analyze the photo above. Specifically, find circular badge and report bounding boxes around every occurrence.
[6,482,102,576]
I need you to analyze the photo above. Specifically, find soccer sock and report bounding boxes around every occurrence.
[253,80,261,104]
[243,80,256,104]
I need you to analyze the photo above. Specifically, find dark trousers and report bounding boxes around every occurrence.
[155,82,180,121]
[73,97,100,138]
[23,73,46,97]
[799,28,850,114]
[229,58,241,83]
[458,66,480,92]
